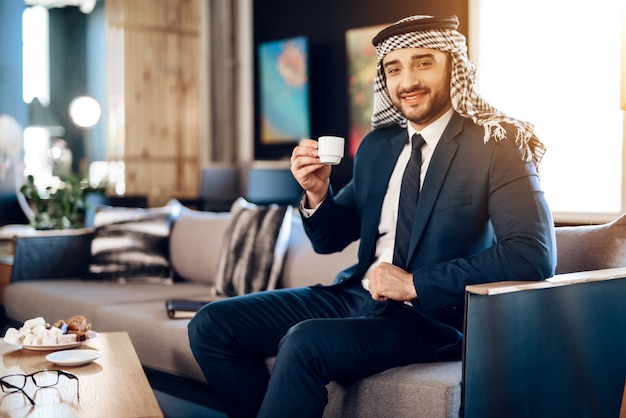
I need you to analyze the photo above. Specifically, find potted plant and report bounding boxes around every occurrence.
[19,175,94,230]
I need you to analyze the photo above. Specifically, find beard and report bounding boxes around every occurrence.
[390,85,452,128]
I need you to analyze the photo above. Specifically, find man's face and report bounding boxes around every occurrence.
[382,47,452,131]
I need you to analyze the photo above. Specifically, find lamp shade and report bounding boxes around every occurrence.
[28,97,65,137]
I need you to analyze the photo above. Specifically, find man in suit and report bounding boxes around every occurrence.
[188,14,556,418]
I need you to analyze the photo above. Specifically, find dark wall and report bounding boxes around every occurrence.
[49,7,88,174]
[252,0,468,190]
[49,2,106,174]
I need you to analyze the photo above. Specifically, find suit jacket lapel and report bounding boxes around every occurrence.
[359,129,408,262]
[406,113,464,262]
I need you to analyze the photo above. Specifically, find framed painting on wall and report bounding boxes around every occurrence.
[345,24,388,157]
[258,36,311,144]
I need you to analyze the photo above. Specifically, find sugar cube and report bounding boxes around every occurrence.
[3,328,23,345]
[31,324,47,336]
[49,326,63,336]
[23,317,45,328]
[42,334,57,345]
[23,334,34,345]
[57,334,77,344]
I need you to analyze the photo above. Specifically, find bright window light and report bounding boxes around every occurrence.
[88,161,126,195]
[22,6,50,106]
[470,0,624,222]
[22,6,54,192]
[23,126,52,190]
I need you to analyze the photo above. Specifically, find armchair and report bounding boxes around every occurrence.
[464,268,626,417]
[323,214,626,418]
[461,213,626,417]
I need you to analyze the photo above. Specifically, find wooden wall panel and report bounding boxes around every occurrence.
[106,0,200,206]
[125,160,178,198]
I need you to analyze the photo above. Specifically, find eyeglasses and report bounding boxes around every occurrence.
[0,369,80,406]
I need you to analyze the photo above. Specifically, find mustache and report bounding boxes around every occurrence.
[399,85,429,95]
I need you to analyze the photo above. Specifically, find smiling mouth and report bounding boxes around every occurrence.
[401,90,427,105]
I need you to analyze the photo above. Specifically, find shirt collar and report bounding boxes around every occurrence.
[407,106,455,148]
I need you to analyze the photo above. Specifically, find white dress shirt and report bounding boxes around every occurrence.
[361,107,454,290]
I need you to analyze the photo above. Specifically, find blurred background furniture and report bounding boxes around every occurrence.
[198,165,240,212]
[245,162,302,206]
[0,174,29,227]
[177,162,302,212]
[84,192,149,227]
[0,114,30,227]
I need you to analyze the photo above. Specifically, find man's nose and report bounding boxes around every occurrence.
[400,69,421,90]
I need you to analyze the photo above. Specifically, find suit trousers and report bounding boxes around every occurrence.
[188,282,459,418]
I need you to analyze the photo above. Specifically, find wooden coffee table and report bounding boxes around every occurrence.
[0,331,163,417]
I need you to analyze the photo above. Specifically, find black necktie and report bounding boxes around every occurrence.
[393,133,425,269]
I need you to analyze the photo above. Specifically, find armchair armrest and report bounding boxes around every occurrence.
[462,267,626,417]
[465,266,626,295]
[10,228,95,282]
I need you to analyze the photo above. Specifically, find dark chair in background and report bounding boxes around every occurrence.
[0,115,29,227]
[0,186,29,227]
[197,165,240,212]
[184,163,300,211]
[245,163,302,206]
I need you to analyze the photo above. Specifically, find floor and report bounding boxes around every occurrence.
[154,389,227,418]
[145,368,227,418]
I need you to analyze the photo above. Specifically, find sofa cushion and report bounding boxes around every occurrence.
[88,200,182,284]
[264,354,461,418]
[281,214,359,288]
[169,208,232,284]
[555,213,626,274]
[214,198,292,296]
[3,280,218,326]
[324,362,462,418]
[94,300,207,383]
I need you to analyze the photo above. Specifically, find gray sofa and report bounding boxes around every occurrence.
[4,202,626,417]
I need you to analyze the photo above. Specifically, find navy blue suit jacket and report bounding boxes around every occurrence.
[303,112,556,330]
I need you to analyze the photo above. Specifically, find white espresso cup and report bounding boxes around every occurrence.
[318,136,345,165]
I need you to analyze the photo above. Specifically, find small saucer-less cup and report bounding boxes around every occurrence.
[318,136,345,165]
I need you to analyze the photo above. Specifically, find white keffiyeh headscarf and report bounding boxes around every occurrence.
[372,15,546,167]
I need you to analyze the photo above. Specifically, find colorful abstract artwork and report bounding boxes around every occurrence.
[258,36,311,144]
[345,24,388,156]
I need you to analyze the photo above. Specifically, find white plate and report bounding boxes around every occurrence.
[46,349,102,366]
[21,330,98,351]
